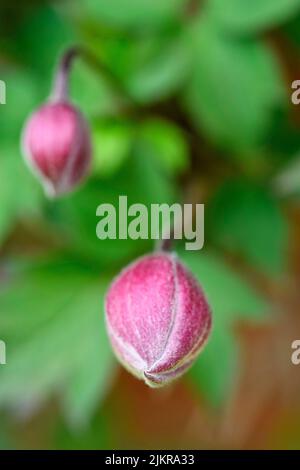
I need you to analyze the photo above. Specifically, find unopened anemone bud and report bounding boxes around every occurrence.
[105,252,212,387]
[21,47,91,197]
[22,102,91,197]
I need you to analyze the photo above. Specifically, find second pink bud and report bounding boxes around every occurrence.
[22,101,91,197]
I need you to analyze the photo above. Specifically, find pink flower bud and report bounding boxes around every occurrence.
[105,252,212,387]
[22,101,91,197]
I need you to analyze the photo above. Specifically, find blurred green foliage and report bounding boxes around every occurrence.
[181,249,268,406]
[0,0,299,449]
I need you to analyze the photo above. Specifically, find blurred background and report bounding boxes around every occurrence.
[0,0,300,450]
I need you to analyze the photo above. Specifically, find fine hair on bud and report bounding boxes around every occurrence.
[105,252,212,387]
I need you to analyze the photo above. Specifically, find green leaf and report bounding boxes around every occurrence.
[0,144,42,245]
[0,69,42,143]
[206,0,300,33]
[0,260,114,428]
[92,118,134,177]
[179,250,267,406]
[284,14,300,49]
[50,150,178,266]
[92,116,189,179]
[208,180,288,276]
[100,32,190,104]
[266,110,300,159]
[62,321,116,429]
[13,5,75,77]
[184,17,284,150]
[70,62,118,117]
[139,118,189,175]
[56,412,113,449]
[191,330,239,407]
[0,68,44,244]
[125,36,190,103]
[0,422,12,450]
[75,0,186,30]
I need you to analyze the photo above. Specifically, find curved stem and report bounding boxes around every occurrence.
[51,45,134,108]
[51,46,81,102]
[156,226,176,252]
[155,183,196,253]
[155,213,185,252]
